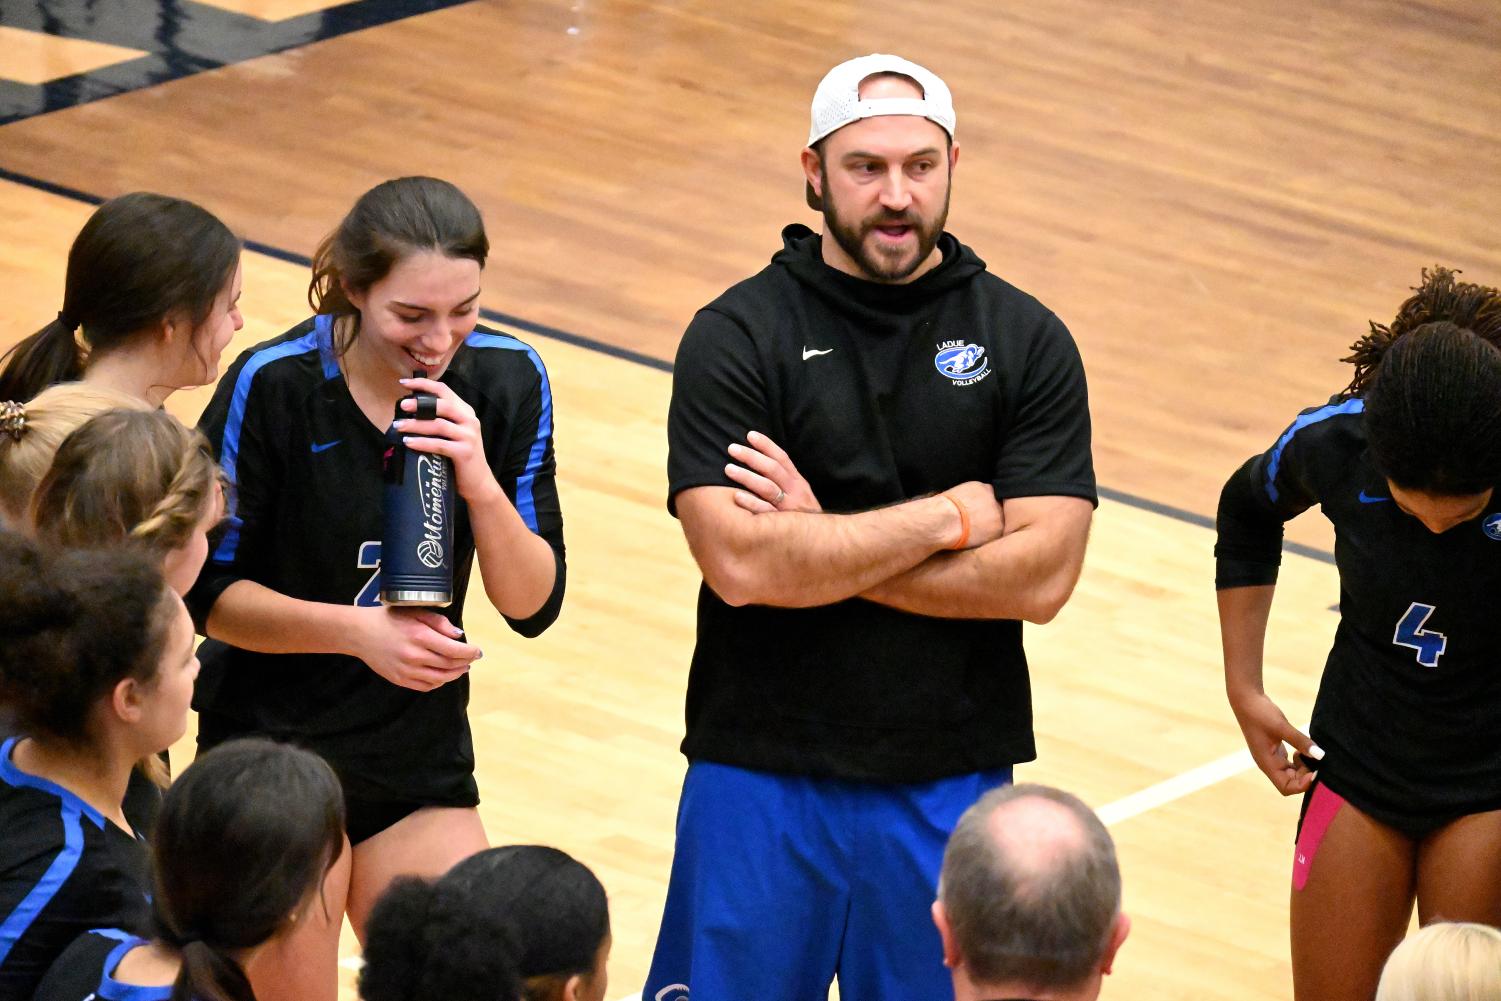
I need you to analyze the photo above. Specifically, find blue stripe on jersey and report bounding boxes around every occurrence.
[314,314,341,380]
[0,801,85,966]
[1264,398,1365,503]
[99,932,166,1001]
[465,332,553,533]
[213,329,323,563]
[0,739,105,830]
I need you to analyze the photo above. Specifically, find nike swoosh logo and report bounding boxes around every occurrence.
[1358,491,1390,504]
[802,346,834,360]
[310,440,343,454]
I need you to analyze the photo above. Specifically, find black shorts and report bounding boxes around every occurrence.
[1296,773,1495,842]
[195,711,477,845]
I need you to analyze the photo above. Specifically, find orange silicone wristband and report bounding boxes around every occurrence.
[943,493,970,550]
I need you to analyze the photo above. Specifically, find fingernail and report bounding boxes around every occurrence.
[398,378,412,385]
[454,627,464,637]
[394,420,409,429]
[1307,743,1325,761]
[728,443,743,453]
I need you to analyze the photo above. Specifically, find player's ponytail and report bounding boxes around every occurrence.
[152,739,345,1001]
[1343,265,1501,396]
[171,941,255,1001]
[309,177,489,356]
[360,845,609,1001]
[1347,267,1501,496]
[0,316,84,404]
[0,192,240,403]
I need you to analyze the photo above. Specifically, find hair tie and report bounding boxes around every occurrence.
[56,310,79,332]
[0,401,26,441]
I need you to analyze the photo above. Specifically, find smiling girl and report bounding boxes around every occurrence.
[186,176,564,999]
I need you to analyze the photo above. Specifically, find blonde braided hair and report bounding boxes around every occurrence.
[31,409,220,557]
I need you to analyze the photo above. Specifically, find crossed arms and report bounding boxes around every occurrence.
[676,432,1093,623]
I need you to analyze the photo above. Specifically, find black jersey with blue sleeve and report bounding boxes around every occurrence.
[186,318,565,806]
[32,929,167,1001]
[0,741,152,1001]
[1216,398,1501,825]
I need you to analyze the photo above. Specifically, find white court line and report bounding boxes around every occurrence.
[1095,746,1254,826]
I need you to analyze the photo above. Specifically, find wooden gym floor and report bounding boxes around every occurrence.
[2,2,1499,998]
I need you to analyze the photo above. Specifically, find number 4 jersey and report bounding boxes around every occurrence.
[1216,396,1501,826]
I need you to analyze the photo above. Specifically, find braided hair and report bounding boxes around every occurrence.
[1343,267,1501,496]
[31,408,220,557]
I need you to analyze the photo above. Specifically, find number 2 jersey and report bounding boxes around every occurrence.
[186,317,565,806]
[1216,397,1501,824]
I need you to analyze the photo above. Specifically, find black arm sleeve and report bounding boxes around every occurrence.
[1214,457,1286,589]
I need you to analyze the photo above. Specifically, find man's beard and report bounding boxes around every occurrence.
[822,177,950,283]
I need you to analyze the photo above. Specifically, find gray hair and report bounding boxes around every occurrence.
[939,783,1120,990]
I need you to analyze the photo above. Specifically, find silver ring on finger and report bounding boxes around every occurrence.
[773,488,786,506]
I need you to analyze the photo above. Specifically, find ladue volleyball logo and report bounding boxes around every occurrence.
[934,340,990,385]
[416,454,449,568]
[1484,512,1501,541]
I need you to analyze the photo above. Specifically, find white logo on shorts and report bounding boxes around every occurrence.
[655,985,691,1001]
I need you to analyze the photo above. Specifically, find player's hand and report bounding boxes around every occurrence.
[1229,690,1321,796]
[943,481,1005,549]
[350,606,482,692]
[726,431,822,513]
[395,377,502,505]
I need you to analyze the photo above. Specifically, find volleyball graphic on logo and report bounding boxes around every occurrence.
[1483,513,1501,541]
[934,342,988,382]
[417,539,445,568]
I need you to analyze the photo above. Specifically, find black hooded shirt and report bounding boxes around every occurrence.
[666,225,1096,782]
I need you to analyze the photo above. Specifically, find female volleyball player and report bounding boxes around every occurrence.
[33,738,344,1001]
[0,191,243,406]
[1216,267,1501,1001]
[0,534,198,998]
[24,408,221,597]
[360,844,610,1001]
[186,176,565,995]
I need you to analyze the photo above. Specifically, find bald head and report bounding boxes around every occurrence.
[938,784,1122,992]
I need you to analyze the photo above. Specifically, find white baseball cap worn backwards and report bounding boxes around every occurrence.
[807,53,957,146]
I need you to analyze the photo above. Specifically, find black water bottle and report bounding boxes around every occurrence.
[380,375,454,607]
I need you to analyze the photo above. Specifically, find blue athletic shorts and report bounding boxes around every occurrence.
[643,760,1014,1001]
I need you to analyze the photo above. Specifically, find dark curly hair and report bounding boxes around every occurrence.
[1343,266,1501,396]
[0,530,176,746]
[359,845,609,1001]
[1342,267,1501,495]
